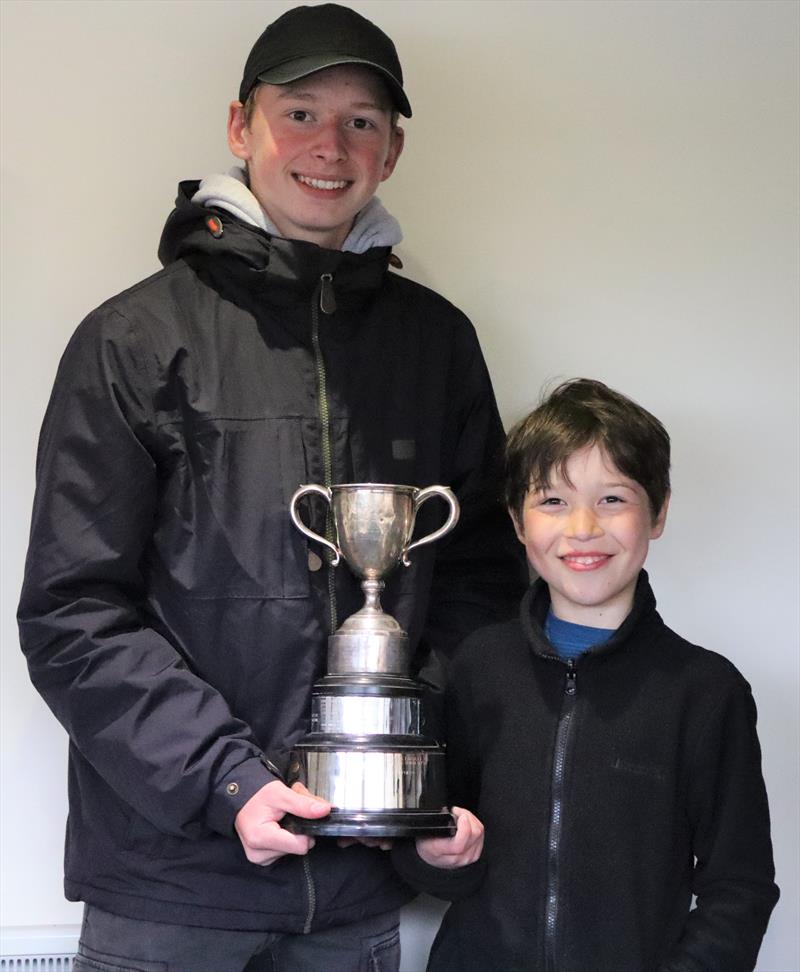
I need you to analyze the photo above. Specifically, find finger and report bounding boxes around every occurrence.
[425,812,471,855]
[456,810,484,860]
[451,807,484,844]
[416,835,456,860]
[416,808,484,867]
[250,837,314,867]
[451,806,478,829]
[451,811,473,849]
[266,782,331,819]
[362,837,392,850]
[337,836,393,850]
[242,824,316,863]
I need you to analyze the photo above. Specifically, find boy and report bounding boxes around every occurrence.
[397,378,778,971]
[17,5,525,970]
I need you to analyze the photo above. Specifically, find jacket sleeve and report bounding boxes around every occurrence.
[390,841,486,902]
[17,309,273,840]
[419,322,528,663]
[658,674,779,972]
[392,649,487,900]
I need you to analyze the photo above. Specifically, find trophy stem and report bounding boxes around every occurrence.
[362,578,385,614]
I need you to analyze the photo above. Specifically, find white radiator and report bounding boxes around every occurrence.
[0,928,79,971]
[0,960,74,971]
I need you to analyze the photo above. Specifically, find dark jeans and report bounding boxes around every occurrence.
[73,904,401,972]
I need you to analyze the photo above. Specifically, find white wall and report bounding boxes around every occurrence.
[1,1,797,969]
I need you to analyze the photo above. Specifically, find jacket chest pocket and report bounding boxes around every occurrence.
[157,417,311,598]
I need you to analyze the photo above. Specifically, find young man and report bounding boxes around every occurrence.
[17,5,525,970]
[396,378,779,971]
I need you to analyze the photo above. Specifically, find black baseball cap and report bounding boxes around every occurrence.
[238,3,411,117]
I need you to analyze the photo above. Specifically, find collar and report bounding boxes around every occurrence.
[192,166,402,253]
[159,180,394,306]
[521,570,660,663]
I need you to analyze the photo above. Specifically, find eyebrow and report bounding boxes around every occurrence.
[529,480,639,492]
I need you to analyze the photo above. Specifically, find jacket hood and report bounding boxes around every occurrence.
[157,180,393,299]
[191,166,402,254]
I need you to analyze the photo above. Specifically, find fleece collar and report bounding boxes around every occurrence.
[522,570,661,663]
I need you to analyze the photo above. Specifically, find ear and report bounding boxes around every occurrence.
[650,491,670,540]
[227,101,251,161]
[508,507,526,545]
[380,125,404,181]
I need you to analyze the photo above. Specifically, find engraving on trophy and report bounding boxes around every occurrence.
[284,483,459,837]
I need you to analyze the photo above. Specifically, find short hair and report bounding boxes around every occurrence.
[242,85,260,127]
[504,378,671,523]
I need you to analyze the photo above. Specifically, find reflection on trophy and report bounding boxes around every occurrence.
[285,483,459,837]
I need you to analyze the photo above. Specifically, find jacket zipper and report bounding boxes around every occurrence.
[302,855,317,934]
[311,273,338,633]
[544,660,577,972]
[301,274,338,936]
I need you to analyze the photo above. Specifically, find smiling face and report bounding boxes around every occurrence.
[513,444,668,629]
[227,64,404,250]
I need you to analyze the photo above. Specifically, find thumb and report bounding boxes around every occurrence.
[281,782,331,819]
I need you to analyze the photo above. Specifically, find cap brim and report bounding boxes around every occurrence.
[257,54,411,117]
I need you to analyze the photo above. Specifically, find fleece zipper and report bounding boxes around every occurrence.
[544,660,578,971]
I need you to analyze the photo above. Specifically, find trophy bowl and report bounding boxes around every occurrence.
[284,483,459,838]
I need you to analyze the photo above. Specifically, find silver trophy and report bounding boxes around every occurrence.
[285,483,459,837]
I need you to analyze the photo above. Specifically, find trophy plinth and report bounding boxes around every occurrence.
[285,483,459,838]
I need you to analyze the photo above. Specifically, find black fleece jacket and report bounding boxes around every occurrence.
[394,572,778,971]
[18,182,527,932]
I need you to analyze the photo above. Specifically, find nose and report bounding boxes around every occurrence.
[565,506,603,541]
[311,122,347,163]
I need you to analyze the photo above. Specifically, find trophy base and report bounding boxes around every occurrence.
[283,808,456,838]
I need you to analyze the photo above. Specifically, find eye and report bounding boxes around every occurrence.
[288,110,312,122]
[539,496,565,508]
[600,495,625,505]
[348,116,376,130]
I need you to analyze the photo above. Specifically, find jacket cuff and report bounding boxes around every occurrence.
[204,754,276,837]
[390,839,486,901]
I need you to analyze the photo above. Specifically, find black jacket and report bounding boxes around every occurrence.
[395,573,778,971]
[17,182,527,931]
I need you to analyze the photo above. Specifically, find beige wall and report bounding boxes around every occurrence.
[1,1,797,968]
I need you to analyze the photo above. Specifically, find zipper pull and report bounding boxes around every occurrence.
[319,273,337,315]
[565,661,577,696]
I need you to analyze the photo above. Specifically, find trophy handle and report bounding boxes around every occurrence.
[289,484,341,566]
[403,486,460,566]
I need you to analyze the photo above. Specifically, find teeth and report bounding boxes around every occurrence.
[298,175,348,190]
[566,556,607,565]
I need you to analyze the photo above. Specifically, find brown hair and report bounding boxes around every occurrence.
[505,378,671,523]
